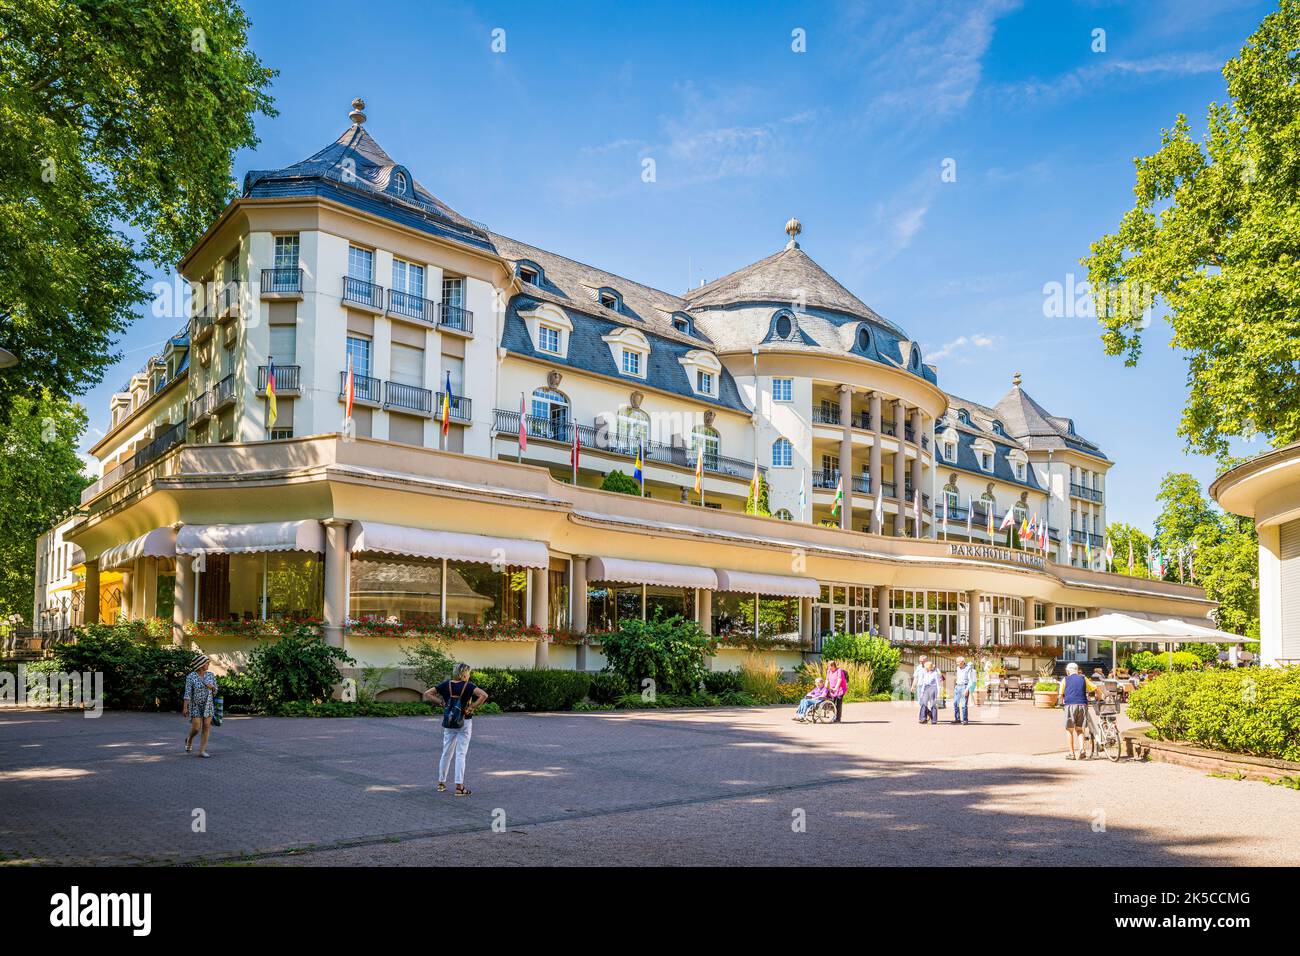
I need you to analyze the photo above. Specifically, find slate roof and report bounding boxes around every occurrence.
[243,124,493,251]
[993,383,1108,460]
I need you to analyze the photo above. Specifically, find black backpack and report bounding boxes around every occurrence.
[442,680,469,729]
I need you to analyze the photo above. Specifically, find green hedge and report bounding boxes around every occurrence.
[1125,650,1203,673]
[271,700,502,718]
[469,667,593,711]
[1128,668,1300,762]
[816,633,900,695]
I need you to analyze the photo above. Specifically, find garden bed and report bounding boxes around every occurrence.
[1122,727,1300,783]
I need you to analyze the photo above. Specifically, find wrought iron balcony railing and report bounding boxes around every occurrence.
[258,365,301,393]
[388,288,435,324]
[338,370,381,404]
[261,268,303,295]
[342,275,384,310]
[438,302,474,334]
[384,380,433,415]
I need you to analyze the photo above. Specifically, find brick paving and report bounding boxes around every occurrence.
[1,700,1296,866]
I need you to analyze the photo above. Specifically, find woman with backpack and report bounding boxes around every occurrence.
[423,663,489,796]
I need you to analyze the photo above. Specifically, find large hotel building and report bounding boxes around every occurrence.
[33,101,1213,677]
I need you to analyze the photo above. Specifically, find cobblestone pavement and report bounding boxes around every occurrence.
[1,701,1296,866]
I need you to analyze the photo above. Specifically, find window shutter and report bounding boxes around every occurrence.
[269,326,297,363]
[390,343,425,386]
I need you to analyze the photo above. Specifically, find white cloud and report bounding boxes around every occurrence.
[926,333,997,363]
[993,52,1224,105]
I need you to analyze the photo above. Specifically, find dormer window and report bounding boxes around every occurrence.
[673,315,692,335]
[538,326,561,354]
[621,349,641,375]
[973,437,996,473]
[856,325,871,351]
[597,288,623,312]
[771,309,797,341]
[982,452,993,471]
[517,261,543,286]
[697,370,714,395]
[957,409,972,426]
[945,441,956,461]
[603,326,649,379]
[1015,461,1026,481]
[393,171,408,195]
[520,303,573,359]
[679,349,721,398]
[992,420,1005,436]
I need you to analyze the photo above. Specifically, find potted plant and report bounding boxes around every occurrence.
[1033,679,1060,709]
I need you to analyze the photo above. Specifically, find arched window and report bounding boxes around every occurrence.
[856,325,871,352]
[774,311,794,340]
[691,425,720,472]
[774,509,794,521]
[772,437,793,468]
[530,387,568,441]
[616,405,650,451]
[393,171,408,195]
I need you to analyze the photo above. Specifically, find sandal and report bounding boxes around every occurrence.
[455,787,471,797]
[436,783,447,792]
[1065,753,1076,760]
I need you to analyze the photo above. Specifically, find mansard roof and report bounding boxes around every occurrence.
[993,380,1108,460]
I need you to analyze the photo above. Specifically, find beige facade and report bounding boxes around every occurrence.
[43,104,1212,674]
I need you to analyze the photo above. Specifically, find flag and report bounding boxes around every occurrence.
[634,442,644,489]
[1085,537,1092,568]
[999,508,1016,531]
[1128,539,1134,575]
[343,354,355,420]
[966,495,973,537]
[440,370,453,437]
[798,472,806,520]
[1105,536,1115,571]
[572,419,582,472]
[518,393,528,452]
[1019,513,1030,542]
[913,488,921,538]
[876,482,884,533]
[831,474,843,518]
[941,492,949,530]
[986,500,995,537]
[265,357,278,430]
[1038,517,1047,552]
[693,440,703,496]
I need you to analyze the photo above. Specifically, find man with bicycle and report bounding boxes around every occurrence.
[1058,662,1101,761]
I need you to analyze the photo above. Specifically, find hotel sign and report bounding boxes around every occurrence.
[948,543,1046,570]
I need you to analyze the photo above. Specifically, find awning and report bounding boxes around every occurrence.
[347,521,549,569]
[587,557,717,590]
[98,527,176,570]
[715,569,820,599]
[176,520,324,555]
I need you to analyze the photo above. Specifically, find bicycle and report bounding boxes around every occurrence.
[1084,692,1122,762]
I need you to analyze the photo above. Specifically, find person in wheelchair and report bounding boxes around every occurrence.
[794,677,829,720]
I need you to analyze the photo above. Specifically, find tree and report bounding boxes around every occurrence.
[0,392,90,622]
[599,469,641,496]
[0,0,276,410]
[1081,1,1300,460]
[1105,521,1153,578]
[1150,471,1259,637]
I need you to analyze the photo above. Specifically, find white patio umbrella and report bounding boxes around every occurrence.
[1016,612,1194,671]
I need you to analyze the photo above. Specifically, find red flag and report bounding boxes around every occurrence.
[344,354,355,420]
[570,421,581,469]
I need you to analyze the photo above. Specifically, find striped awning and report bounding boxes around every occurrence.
[347,521,549,569]
[176,520,324,555]
[98,527,176,570]
[586,557,717,590]
[714,569,820,599]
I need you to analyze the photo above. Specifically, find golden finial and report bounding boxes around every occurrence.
[349,97,367,125]
[1013,371,1022,388]
[784,217,802,249]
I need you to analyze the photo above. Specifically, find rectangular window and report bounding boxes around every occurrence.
[269,325,297,364]
[269,427,293,440]
[538,325,561,354]
[441,276,464,308]
[622,349,641,376]
[442,356,464,396]
[390,343,425,387]
[273,235,299,269]
[345,335,372,378]
[392,259,425,298]
[697,370,714,394]
[350,555,442,626]
[348,246,374,282]
[981,452,992,470]
[772,377,792,402]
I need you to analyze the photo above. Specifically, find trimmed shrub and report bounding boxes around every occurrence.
[1128,668,1300,762]
[600,615,713,696]
[52,622,192,710]
[587,671,630,705]
[702,671,744,695]
[817,633,900,694]
[247,632,355,709]
[1126,650,1202,673]
[600,469,642,495]
[469,667,592,711]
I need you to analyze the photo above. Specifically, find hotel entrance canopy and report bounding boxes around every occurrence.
[176,520,325,554]
[98,527,176,570]
[347,521,549,568]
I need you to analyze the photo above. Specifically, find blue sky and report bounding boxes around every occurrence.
[91,0,1278,531]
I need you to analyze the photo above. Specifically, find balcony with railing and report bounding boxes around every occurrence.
[384,380,433,416]
[811,405,840,426]
[191,313,214,344]
[212,374,236,411]
[1070,530,1107,548]
[338,370,381,405]
[881,420,897,438]
[80,421,187,505]
[435,391,472,423]
[189,389,214,424]
[438,302,474,335]
[342,275,384,311]
[492,408,764,480]
[217,281,240,322]
[258,365,301,395]
[1070,482,1104,503]
[261,268,303,297]
[388,288,435,324]
[851,474,872,495]
[812,470,839,489]
[882,480,897,498]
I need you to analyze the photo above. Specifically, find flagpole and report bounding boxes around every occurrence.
[517,391,524,464]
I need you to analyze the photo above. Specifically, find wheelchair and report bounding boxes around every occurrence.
[796,696,839,723]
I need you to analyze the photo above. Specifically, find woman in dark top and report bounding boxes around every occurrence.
[423,662,489,796]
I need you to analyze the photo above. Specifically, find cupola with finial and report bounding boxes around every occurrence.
[784,217,802,250]
[349,97,367,125]
[1012,371,1022,388]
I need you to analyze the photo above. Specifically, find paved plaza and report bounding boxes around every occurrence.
[1,700,1296,866]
